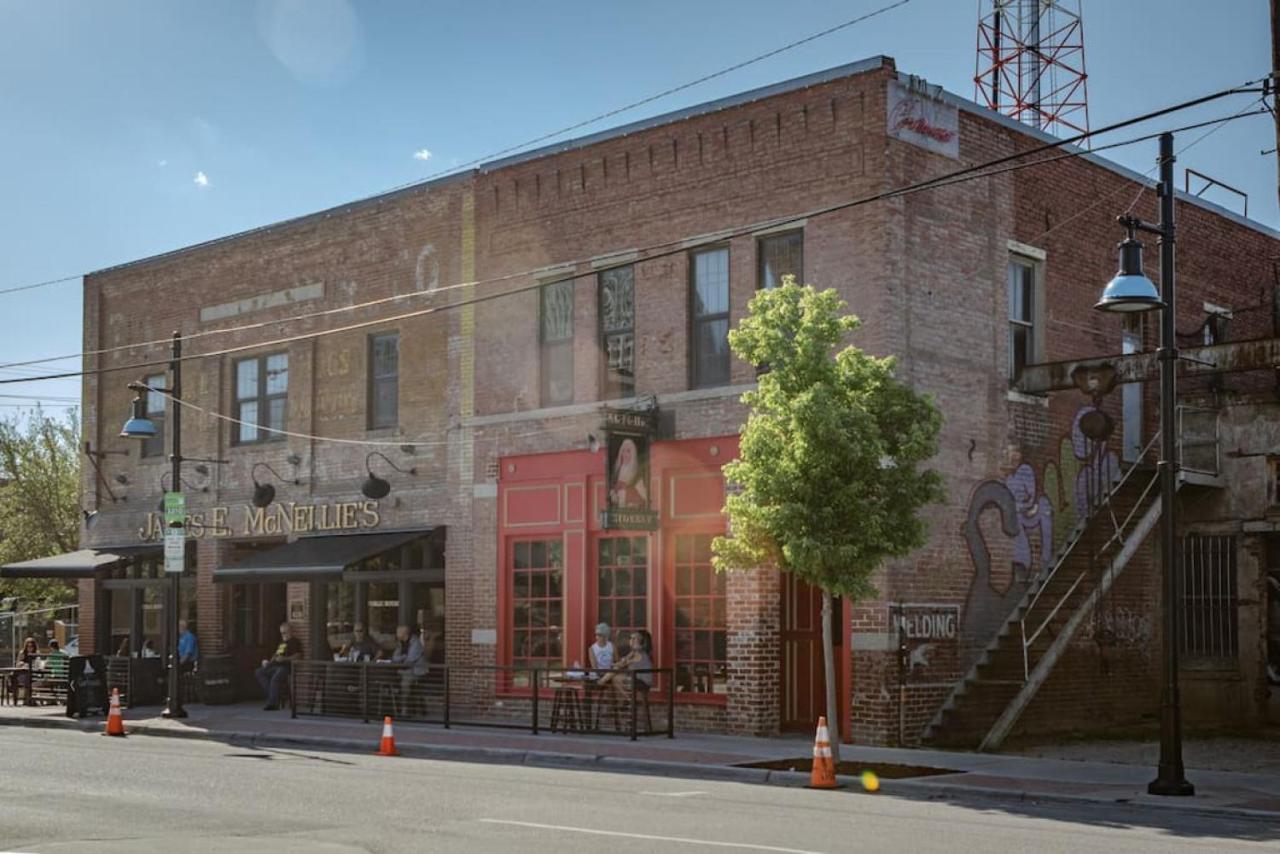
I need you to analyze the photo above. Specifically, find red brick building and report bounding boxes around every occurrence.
[24,56,1277,743]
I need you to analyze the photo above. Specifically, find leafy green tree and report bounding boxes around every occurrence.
[0,409,81,608]
[713,281,943,757]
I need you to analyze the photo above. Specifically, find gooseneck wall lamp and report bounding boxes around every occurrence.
[251,462,300,509]
[361,451,416,500]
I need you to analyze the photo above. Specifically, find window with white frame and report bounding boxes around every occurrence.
[1007,257,1038,381]
[141,372,166,458]
[234,353,288,445]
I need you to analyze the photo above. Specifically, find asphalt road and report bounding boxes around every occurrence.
[0,728,1277,853]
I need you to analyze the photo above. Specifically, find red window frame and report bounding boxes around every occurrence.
[507,537,565,686]
[672,532,727,697]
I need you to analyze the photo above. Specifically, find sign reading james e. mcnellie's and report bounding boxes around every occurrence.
[139,499,380,541]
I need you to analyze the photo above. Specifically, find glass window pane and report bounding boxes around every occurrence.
[267,397,287,434]
[372,334,399,378]
[145,374,166,414]
[238,401,259,443]
[540,280,575,342]
[696,318,731,386]
[693,249,729,316]
[265,354,289,395]
[235,360,258,400]
[759,231,803,290]
[598,266,634,334]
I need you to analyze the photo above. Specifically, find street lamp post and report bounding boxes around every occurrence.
[1094,132,1194,797]
[120,331,188,719]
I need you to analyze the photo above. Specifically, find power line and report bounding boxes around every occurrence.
[0,85,1266,377]
[0,82,1265,389]
[0,0,911,301]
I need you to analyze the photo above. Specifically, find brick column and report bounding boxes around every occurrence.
[196,538,226,654]
[725,566,781,736]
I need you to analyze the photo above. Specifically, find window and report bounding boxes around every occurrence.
[368,333,399,429]
[234,353,288,444]
[141,372,166,458]
[1007,258,1036,381]
[690,248,730,388]
[597,536,648,656]
[1180,534,1238,661]
[599,265,635,399]
[674,533,727,695]
[758,230,803,290]
[540,281,575,406]
[511,539,564,680]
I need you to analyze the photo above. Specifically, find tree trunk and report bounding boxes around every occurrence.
[821,589,841,763]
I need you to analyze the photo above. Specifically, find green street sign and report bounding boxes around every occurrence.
[163,491,185,526]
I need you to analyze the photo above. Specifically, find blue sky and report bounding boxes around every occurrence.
[1,0,1275,412]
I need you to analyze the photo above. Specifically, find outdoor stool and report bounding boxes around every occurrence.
[549,683,585,733]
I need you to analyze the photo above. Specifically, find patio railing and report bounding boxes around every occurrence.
[290,661,674,740]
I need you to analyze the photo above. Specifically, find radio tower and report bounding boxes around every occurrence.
[975,0,1090,139]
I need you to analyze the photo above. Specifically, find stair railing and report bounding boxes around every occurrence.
[1018,430,1161,681]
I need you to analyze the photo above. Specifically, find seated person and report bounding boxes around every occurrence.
[45,640,69,679]
[339,623,380,662]
[601,630,654,701]
[139,640,160,659]
[15,637,38,700]
[588,623,615,675]
[389,625,428,706]
[255,622,303,711]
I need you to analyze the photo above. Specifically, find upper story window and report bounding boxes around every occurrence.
[368,333,399,430]
[690,248,730,389]
[599,265,635,400]
[1007,257,1037,381]
[234,353,288,445]
[141,372,166,458]
[540,280,575,406]
[758,230,803,289]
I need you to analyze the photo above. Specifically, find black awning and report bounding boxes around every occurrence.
[213,530,428,583]
[0,545,160,579]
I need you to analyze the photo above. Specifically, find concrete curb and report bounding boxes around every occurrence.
[4,714,1277,824]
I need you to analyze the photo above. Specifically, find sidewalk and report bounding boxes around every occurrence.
[3,701,1279,822]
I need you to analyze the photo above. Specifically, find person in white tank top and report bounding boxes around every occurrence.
[589,623,615,674]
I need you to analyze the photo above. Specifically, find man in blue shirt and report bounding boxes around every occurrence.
[177,620,199,666]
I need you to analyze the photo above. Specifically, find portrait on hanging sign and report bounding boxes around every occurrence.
[607,434,650,511]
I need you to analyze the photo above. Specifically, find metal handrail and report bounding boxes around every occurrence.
[1018,430,1161,680]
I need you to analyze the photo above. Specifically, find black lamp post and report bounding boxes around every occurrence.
[120,333,224,720]
[1094,132,1193,797]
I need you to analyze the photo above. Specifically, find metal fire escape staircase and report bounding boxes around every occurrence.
[924,408,1221,750]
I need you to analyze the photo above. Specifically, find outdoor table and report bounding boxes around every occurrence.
[550,676,591,733]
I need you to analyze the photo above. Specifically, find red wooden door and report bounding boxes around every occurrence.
[780,574,826,732]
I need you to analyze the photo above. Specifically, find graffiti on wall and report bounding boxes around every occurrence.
[961,405,1119,651]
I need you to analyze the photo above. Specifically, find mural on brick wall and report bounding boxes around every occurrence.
[961,404,1119,656]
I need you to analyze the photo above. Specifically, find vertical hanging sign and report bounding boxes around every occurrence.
[600,406,659,531]
[163,491,185,574]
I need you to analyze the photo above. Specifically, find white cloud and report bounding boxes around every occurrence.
[412,148,433,162]
[193,171,210,187]
[157,159,168,167]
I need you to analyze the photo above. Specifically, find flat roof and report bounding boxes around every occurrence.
[89,54,1277,277]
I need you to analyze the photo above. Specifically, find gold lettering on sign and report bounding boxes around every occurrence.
[137,499,383,541]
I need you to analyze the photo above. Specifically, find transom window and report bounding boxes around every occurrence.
[511,539,564,681]
[234,353,288,445]
[758,230,803,289]
[368,333,399,430]
[141,372,166,458]
[674,533,727,695]
[690,248,730,389]
[599,265,635,399]
[540,281,575,406]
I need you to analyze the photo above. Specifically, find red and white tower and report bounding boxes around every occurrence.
[975,0,1090,138]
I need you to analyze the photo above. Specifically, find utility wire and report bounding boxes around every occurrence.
[0,0,911,300]
[0,84,1266,389]
[0,83,1266,377]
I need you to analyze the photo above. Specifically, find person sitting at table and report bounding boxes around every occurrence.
[389,625,428,707]
[45,639,69,679]
[14,637,38,702]
[601,629,654,702]
[115,638,131,658]
[588,623,615,675]
[140,639,160,659]
[255,622,303,711]
[339,622,380,662]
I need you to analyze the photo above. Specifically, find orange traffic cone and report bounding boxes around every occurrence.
[103,688,126,737]
[375,716,398,756]
[809,716,838,789]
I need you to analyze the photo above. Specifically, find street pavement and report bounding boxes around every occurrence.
[1,728,1278,853]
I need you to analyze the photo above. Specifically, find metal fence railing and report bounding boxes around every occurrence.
[1,604,80,667]
[290,662,674,740]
